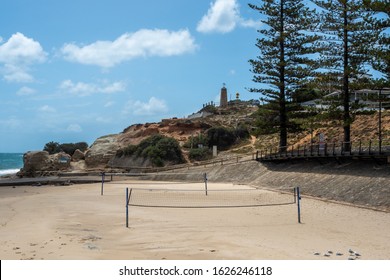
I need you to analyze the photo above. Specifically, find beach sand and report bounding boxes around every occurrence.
[0,180,389,260]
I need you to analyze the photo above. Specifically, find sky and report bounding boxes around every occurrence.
[0,0,264,153]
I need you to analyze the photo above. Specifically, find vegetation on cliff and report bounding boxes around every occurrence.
[117,135,184,167]
[43,141,88,156]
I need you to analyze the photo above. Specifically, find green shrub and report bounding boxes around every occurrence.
[43,141,88,155]
[234,125,250,140]
[43,141,61,154]
[183,134,208,149]
[119,135,184,167]
[206,127,236,150]
[122,145,137,156]
[188,147,212,161]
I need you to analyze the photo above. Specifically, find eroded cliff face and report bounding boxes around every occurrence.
[84,119,212,169]
[84,134,119,168]
[19,119,213,174]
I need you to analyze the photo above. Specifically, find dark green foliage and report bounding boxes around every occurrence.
[122,145,137,156]
[234,125,251,140]
[291,85,323,103]
[183,134,208,149]
[119,135,184,167]
[253,105,279,136]
[363,0,389,82]
[43,141,61,154]
[188,147,212,161]
[59,142,89,155]
[313,0,382,149]
[43,141,88,155]
[249,0,320,150]
[206,127,236,150]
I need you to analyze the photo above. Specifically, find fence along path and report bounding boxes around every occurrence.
[256,139,390,162]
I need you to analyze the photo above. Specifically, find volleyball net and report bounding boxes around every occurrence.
[127,188,295,208]
[125,187,302,227]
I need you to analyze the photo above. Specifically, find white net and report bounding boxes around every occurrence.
[127,188,295,208]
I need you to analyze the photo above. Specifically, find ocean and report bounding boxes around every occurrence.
[0,153,24,176]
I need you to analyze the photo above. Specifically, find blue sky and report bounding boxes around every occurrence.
[0,0,264,152]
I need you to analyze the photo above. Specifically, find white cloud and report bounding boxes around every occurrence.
[123,97,168,116]
[96,116,113,123]
[60,79,126,96]
[67,124,82,133]
[0,32,47,82]
[239,18,262,29]
[104,101,115,108]
[197,0,261,34]
[0,117,22,129]
[16,86,36,96]
[61,29,197,68]
[39,105,56,113]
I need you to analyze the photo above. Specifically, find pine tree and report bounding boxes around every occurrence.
[312,0,381,151]
[248,0,320,151]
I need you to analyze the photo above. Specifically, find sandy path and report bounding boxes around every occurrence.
[0,180,389,260]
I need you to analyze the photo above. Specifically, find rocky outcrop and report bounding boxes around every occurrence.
[21,151,71,176]
[72,149,85,162]
[118,119,211,148]
[85,134,119,168]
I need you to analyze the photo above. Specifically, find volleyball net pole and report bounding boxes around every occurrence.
[101,172,105,196]
[296,187,302,224]
[126,187,132,228]
[204,173,208,196]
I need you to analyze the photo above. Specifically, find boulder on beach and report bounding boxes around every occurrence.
[21,151,71,176]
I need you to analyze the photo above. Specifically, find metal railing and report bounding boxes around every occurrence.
[256,139,390,161]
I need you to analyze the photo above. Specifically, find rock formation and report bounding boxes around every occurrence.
[84,134,119,168]
[20,151,71,176]
[71,149,85,162]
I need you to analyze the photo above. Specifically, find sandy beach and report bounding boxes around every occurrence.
[0,179,389,260]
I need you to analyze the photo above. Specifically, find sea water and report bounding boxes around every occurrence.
[0,153,24,176]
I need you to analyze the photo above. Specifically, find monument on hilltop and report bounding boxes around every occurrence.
[220,83,228,108]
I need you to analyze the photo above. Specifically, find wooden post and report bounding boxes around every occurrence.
[297,187,302,224]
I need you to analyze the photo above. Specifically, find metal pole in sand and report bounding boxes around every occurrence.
[294,187,296,204]
[204,173,208,196]
[101,172,105,196]
[297,187,302,224]
[126,188,132,228]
